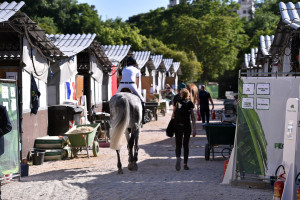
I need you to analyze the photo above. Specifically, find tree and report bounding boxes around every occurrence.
[37,17,58,34]
[127,1,246,82]
[97,20,202,81]
[6,0,102,34]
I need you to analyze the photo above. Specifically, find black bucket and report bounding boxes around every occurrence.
[21,164,29,177]
[31,149,45,165]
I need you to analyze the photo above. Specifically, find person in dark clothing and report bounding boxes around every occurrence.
[197,85,214,123]
[173,82,187,107]
[172,88,196,171]
[178,80,186,91]
[172,89,181,107]
[0,105,12,200]
[0,105,12,138]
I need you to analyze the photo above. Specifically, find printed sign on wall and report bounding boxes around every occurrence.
[256,98,270,110]
[243,83,255,95]
[257,83,270,95]
[242,98,254,109]
[2,86,8,99]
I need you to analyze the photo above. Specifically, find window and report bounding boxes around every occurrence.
[243,10,247,14]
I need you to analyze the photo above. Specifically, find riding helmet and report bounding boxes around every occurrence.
[127,57,137,66]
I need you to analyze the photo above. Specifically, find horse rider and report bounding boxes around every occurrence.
[117,56,145,124]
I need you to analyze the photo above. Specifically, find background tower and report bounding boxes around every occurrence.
[168,0,178,8]
[236,0,255,20]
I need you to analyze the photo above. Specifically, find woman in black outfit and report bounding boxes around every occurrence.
[172,88,196,171]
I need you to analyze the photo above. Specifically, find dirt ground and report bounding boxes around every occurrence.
[2,99,273,200]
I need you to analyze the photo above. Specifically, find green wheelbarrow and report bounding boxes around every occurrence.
[64,123,100,158]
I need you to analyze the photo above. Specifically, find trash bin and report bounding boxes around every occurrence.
[102,101,110,113]
[48,103,83,136]
[31,149,45,165]
[21,164,29,177]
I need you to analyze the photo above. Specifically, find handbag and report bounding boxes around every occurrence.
[166,118,175,137]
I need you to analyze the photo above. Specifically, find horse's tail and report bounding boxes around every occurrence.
[110,95,130,150]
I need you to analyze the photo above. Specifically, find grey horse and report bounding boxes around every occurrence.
[109,92,142,174]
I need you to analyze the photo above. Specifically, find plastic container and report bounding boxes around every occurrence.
[44,149,63,161]
[48,104,83,136]
[34,136,64,149]
[21,164,29,177]
[31,149,45,165]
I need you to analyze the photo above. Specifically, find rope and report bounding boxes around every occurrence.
[22,22,49,77]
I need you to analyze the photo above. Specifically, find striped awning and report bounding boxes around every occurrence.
[0,1,25,22]
[47,34,97,57]
[101,45,131,65]
[163,58,173,71]
[260,35,274,56]
[279,2,300,30]
[132,51,151,69]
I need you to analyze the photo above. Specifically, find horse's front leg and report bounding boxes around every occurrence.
[116,150,123,174]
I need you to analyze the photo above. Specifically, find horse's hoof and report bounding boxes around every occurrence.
[128,163,134,171]
[118,169,123,174]
[132,163,138,171]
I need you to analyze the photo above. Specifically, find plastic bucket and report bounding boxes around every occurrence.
[32,149,45,165]
[21,164,29,177]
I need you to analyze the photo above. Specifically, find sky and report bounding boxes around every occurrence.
[77,0,170,21]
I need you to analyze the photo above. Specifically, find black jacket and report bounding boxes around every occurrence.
[0,105,12,137]
[0,105,12,156]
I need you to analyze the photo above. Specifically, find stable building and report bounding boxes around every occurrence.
[0,1,63,158]
[101,45,131,101]
[46,33,111,115]
[169,62,181,90]
[163,58,174,88]
[150,55,164,93]
[132,51,155,95]
[256,35,274,76]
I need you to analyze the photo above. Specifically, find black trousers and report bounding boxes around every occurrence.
[200,107,210,123]
[175,126,191,164]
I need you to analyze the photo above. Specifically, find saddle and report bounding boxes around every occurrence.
[120,88,133,93]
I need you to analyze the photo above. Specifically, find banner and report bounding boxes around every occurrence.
[0,81,19,177]
[236,77,300,176]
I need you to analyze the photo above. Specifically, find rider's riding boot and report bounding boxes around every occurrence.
[142,102,145,124]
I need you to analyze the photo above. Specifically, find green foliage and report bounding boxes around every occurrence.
[128,1,247,81]
[36,17,58,34]
[6,0,285,87]
[6,0,101,34]
[97,20,202,81]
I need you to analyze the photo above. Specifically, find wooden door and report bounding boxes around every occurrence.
[76,75,84,105]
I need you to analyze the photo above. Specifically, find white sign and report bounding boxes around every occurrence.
[11,99,16,111]
[257,98,270,110]
[10,87,15,97]
[3,102,8,110]
[6,72,17,80]
[257,83,270,95]
[243,83,255,95]
[2,86,8,99]
[242,98,254,109]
